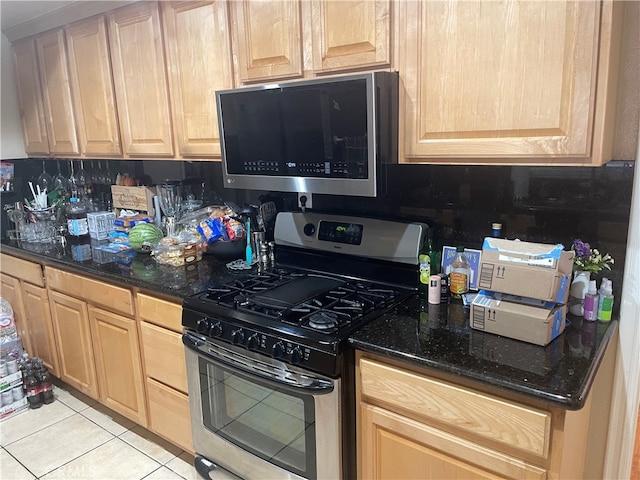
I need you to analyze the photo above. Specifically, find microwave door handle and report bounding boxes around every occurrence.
[182,333,334,395]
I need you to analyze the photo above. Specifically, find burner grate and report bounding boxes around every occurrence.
[199,270,405,334]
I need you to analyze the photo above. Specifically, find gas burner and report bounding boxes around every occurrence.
[307,311,340,330]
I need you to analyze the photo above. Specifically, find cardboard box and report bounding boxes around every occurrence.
[111,186,156,216]
[478,238,574,303]
[471,291,566,346]
[0,396,28,421]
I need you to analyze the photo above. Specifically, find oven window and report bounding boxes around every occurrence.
[199,358,316,478]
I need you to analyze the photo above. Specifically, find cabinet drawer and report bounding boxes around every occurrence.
[137,293,182,332]
[359,358,551,457]
[0,253,44,286]
[45,267,134,316]
[146,377,193,453]
[140,321,188,394]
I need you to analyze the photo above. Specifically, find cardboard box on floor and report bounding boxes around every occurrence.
[471,291,566,346]
[478,238,574,303]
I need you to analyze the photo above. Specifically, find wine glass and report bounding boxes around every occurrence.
[68,160,78,196]
[76,160,88,190]
[36,160,54,193]
[53,160,68,193]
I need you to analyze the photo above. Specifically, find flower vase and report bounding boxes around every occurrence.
[569,271,591,316]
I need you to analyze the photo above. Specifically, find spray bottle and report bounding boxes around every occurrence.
[597,279,614,322]
[583,280,598,321]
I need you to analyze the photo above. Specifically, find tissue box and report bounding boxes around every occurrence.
[471,291,566,346]
[478,238,574,303]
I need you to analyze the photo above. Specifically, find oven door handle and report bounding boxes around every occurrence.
[183,333,335,394]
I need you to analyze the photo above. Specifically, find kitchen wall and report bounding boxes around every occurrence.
[4,157,634,306]
[0,34,26,160]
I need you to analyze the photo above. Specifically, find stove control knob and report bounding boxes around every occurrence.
[231,329,245,345]
[272,341,285,358]
[291,346,304,364]
[196,318,210,334]
[246,334,259,350]
[303,223,316,237]
[209,322,223,338]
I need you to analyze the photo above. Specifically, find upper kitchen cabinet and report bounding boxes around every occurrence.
[12,39,49,155]
[397,1,622,165]
[108,2,174,157]
[162,1,234,158]
[35,30,80,155]
[230,0,303,83]
[65,17,122,157]
[309,0,391,74]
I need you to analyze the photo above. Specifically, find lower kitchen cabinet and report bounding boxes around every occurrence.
[89,305,147,425]
[1,273,32,356]
[146,377,193,453]
[48,290,98,398]
[0,253,57,372]
[356,352,594,479]
[137,293,193,453]
[22,283,60,377]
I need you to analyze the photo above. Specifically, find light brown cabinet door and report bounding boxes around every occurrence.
[49,291,97,398]
[146,377,193,453]
[140,321,188,394]
[89,306,147,425]
[35,29,80,155]
[65,16,122,156]
[163,1,234,157]
[0,274,32,357]
[397,1,604,162]
[231,0,303,83]
[108,2,174,156]
[360,403,546,480]
[12,39,49,155]
[22,283,60,377]
[310,0,390,74]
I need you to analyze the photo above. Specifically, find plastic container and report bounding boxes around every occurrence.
[597,279,614,322]
[583,280,598,321]
[66,197,89,240]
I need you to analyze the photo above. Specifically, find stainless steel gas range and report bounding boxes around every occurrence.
[182,212,426,480]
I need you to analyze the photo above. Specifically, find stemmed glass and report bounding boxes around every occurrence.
[36,160,54,193]
[68,160,78,196]
[76,160,88,191]
[104,160,116,185]
[53,160,68,193]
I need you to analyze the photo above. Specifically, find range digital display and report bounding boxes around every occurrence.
[318,221,363,245]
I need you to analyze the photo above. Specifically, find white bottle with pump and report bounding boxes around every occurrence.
[583,280,598,321]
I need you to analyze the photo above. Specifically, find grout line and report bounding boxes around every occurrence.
[2,445,39,480]
[37,436,120,479]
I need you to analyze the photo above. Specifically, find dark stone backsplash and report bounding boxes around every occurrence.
[2,158,634,302]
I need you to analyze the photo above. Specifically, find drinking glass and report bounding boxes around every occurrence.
[156,182,182,237]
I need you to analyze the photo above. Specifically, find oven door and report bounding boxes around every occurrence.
[183,331,341,480]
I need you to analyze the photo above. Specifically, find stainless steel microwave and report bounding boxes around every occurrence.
[216,71,398,197]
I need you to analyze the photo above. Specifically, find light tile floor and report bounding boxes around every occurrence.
[0,380,202,480]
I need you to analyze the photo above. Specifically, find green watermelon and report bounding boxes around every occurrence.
[128,223,164,253]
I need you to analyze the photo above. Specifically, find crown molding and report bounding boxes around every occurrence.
[4,1,137,43]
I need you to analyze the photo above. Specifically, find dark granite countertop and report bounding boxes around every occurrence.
[349,294,617,410]
[0,238,243,303]
[2,238,616,410]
